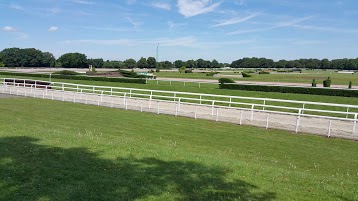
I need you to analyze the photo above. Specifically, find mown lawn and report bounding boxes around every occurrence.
[155,70,358,86]
[0,97,357,200]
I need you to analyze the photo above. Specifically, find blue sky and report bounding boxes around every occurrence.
[1,0,357,62]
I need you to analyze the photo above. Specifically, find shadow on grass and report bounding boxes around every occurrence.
[0,136,276,200]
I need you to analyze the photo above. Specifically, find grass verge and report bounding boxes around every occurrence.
[0,97,357,200]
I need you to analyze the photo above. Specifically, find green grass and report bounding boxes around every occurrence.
[0,97,358,200]
[155,70,358,86]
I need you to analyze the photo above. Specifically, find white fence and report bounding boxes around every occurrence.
[2,78,358,139]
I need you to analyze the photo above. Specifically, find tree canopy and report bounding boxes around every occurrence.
[57,53,88,68]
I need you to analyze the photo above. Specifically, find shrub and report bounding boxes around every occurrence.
[206,72,218,76]
[53,70,81,75]
[312,79,317,87]
[259,71,270,74]
[155,69,160,73]
[323,77,331,87]
[184,69,193,73]
[349,81,352,89]
[220,83,358,97]
[242,72,252,77]
[92,66,96,72]
[218,78,235,85]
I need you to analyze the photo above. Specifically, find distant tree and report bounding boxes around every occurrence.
[147,57,157,68]
[42,52,56,67]
[103,60,123,68]
[57,52,88,68]
[196,59,205,68]
[211,59,220,68]
[88,58,104,68]
[186,60,197,68]
[137,57,147,68]
[276,60,287,68]
[174,60,184,68]
[123,58,137,68]
[159,61,173,69]
[320,58,331,69]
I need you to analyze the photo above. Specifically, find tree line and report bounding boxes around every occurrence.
[1,47,357,70]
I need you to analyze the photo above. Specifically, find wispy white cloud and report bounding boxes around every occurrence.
[61,36,253,49]
[62,37,197,47]
[2,26,16,32]
[227,16,314,35]
[168,21,187,30]
[152,2,171,10]
[126,17,141,28]
[177,0,222,17]
[73,0,95,5]
[48,26,59,32]
[212,13,259,27]
[291,24,358,34]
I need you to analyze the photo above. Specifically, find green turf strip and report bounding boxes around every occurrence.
[0,97,357,200]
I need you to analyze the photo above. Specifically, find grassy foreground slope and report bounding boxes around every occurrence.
[0,97,357,200]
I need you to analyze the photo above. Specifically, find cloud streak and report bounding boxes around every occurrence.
[152,2,171,10]
[227,16,314,35]
[177,0,222,17]
[212,13,259,27]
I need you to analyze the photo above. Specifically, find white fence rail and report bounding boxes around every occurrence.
[1,78,358,140]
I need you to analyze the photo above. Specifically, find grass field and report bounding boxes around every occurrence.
[0,97,358,200]
[155,70,358,86]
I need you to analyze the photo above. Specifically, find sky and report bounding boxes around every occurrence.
[1,0,358,62]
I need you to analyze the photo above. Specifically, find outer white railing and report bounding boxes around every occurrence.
[3,78,358,119]
[2,78,358,139]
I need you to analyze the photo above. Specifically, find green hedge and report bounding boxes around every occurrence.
[220,83,358,97]
[0,71,146,84]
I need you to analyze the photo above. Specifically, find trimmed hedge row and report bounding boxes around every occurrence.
[220,83,358,97]
[0,71,146,84]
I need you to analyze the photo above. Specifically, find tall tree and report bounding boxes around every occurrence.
[211,59,220,68]
[174,60,184,68]
[123,59,137,68]
[57,52,88,68]
[137,57,147,68]
[88,58,104,68]
[42,52,56,67]
[147,57,157,68]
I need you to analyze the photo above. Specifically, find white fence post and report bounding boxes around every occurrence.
[199,83,201,88]
[74,93,76,103]
[85,93,88,104]
[328,120,332,137]
[62,90,65,101]
[346,107,350,119]
[263,100,266,111]
[100,91,104,103]
[266,114,269,129]
[51,91,54,100]
[229,97,232,107]
[184,82,186,87]
[123,93,127,106]
[140,100,143,112]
